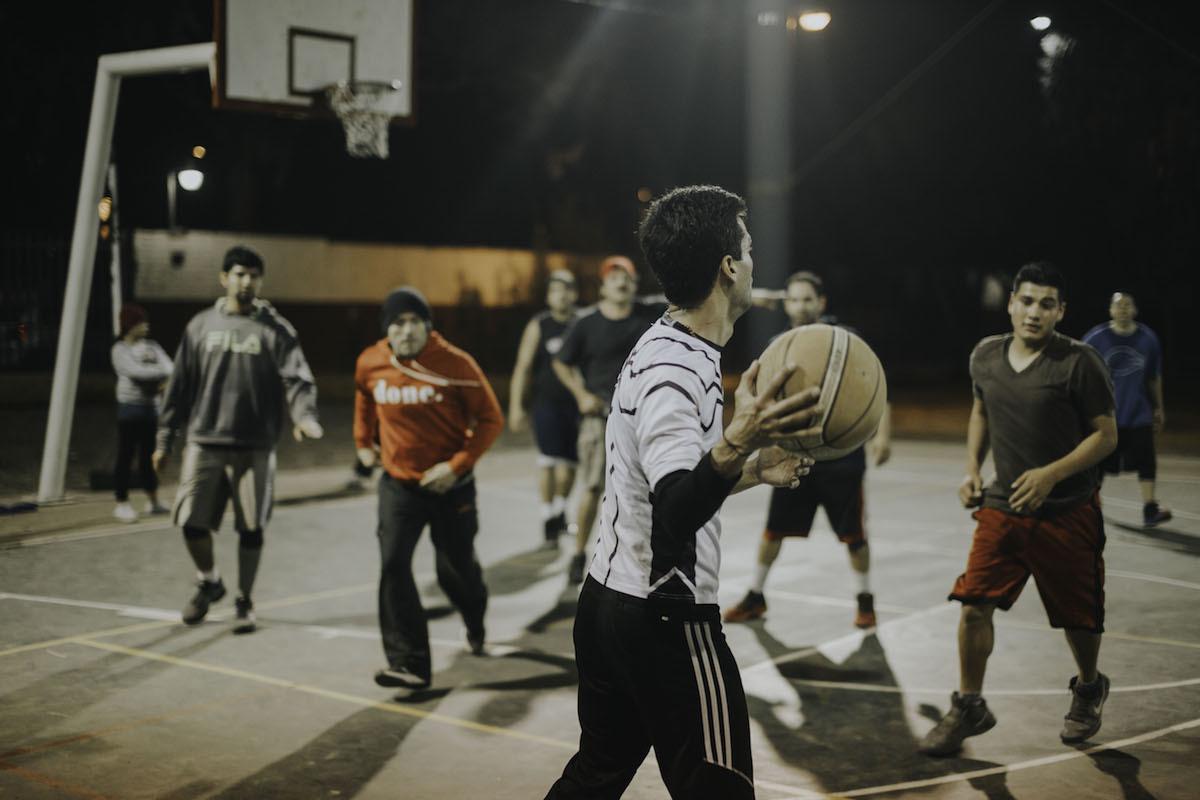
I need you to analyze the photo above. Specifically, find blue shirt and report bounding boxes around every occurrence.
[1081,322,1161,429]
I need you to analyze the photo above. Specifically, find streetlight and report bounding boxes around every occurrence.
[167,167,204,232]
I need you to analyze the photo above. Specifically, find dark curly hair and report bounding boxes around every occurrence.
[222,245,265,274]
[1012,260,1064,300]
[637,185,747,310]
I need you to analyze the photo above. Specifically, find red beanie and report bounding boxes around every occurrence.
[119,303,148,336]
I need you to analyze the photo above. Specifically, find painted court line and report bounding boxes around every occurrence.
[75,637,576,751]
[825,715,1200,798]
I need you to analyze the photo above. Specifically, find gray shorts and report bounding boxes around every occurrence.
[577,415,608,493]
[172,444,276,532]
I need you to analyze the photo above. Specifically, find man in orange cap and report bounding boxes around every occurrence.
[553,255,666,584]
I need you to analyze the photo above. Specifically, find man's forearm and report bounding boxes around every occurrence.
[964,409,989,473]
[1043,425,1117,485]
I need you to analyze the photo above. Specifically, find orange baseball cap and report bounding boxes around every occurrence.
[600,255,636,278]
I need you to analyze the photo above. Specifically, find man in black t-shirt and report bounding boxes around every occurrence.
[509,270,582,549]
[553,255,665,583]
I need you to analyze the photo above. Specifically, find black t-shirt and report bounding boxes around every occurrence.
[970,331,1115,516]
[531,310,578,407]
[555,302,666,408]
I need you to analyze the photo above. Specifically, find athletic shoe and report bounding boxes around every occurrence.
[232,595,256,635]
[854,592,877,628]
[374,667,431,690]
[723,590,767,623]
[114,502,138,523]
[1061,673,1110,743]
[466,628,486,656]
[144,501,170,515]
[539,516,561,551]
[568,552,587,585]
[1143,503,1172,528]
[918,692,997,756]
[181,578,227,625]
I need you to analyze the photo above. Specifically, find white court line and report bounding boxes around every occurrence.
[1108,569,1200,591]
[741,603,956,676]
[1,591,190,621]
[817,715,1200,799]
[749,675,1200,696]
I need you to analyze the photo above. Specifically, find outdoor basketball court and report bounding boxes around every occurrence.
[3,439,1198,799]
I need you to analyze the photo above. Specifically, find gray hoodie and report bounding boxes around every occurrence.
[156,298,319,454]
[111,338,173,410]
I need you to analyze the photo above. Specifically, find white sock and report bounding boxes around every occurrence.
[198,568,219,583]
[541,502,555,521]
[551,495,566,517]
[750,563,770,593]
[856,571,871,594]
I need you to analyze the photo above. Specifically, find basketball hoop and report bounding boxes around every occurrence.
[325,80,403,159]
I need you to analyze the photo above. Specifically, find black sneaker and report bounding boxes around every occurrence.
[854,592,877,628]
[232,595,256,635]
[1143,503,1172,528]
[466,628,486,656]
[568,552,587,585]
[374,667,431,690]
[182,578,226,625]
[723,590,767,623]
[540,516,561,551]
[1061,673,1110,743]
[918,692,997,756]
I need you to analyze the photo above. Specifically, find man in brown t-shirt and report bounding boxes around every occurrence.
[919,261,1117,757]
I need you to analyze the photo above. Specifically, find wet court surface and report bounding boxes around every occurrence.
[2,440,1198,799]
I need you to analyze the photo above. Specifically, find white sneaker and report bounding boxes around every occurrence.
[114,503,138,523]
[144,500,170,515]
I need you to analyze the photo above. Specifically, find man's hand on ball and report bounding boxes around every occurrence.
[725,360,822,454]
[753,445,814,488]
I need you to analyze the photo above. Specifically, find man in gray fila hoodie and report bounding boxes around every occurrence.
[153,245,323,632]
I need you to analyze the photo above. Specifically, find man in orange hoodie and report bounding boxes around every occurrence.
[355,287,504,690]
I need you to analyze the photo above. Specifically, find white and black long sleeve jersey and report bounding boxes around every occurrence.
[589,315,737,604]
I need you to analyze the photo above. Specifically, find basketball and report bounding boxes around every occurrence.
[753,323,887,460]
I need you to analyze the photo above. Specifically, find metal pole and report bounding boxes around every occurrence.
[108,162,122,338]
[745,0,792,356]
[167,172,178,233]
[37,43,215,503]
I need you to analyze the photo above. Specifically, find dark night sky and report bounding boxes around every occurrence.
[5,0,1199,386]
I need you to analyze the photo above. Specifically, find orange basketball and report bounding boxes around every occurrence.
[752,323,887,460]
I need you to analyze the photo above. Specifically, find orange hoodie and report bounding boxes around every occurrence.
[354,332,503,482]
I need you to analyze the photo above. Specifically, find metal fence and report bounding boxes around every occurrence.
[0,234,114,371]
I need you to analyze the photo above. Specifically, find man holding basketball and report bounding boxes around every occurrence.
[919,261,1117,756]
[724,270,892,629]
[545,185,821,799]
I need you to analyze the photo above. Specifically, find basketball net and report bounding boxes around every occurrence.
[326,80,402,159]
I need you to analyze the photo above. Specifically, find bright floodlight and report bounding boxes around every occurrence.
[1030,16,1051,31]
[177,169,204,191]
[799,11,831,32]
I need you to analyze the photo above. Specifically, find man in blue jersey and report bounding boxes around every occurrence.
[510,270,581,549]
[545,185,822,799]
[1082,292,1171,527]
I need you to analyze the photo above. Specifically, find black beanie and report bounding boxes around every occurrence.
[380,287,432,332]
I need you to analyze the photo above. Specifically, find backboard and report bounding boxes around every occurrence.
[213,0,414,122]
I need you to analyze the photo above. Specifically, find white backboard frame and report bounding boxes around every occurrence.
[214,0,414,123]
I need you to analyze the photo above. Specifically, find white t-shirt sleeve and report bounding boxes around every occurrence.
[635,366,707,490]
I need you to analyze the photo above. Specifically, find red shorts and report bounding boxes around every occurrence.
[949,500,1106,633]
